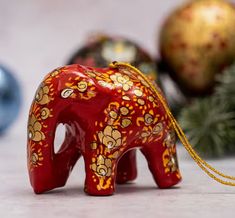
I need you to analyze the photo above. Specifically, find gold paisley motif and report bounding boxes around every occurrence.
[61,88,74,98]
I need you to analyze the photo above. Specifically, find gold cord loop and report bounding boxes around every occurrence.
[109,61,235,186]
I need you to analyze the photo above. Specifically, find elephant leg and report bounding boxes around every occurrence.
[29,124,81,194]
[140,143,181,189]
[116,150,137,184]
[84,154,117,196]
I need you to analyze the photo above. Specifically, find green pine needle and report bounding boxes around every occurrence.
[215,65,235,110]
[179,64,235,158]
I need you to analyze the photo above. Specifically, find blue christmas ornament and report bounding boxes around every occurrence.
[0,65,21,133]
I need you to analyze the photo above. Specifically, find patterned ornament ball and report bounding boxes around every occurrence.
[160,0,235,95]
[68,34,157,81]
[157,63,188,115]
[0,65,21,133]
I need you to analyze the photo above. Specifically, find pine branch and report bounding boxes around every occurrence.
[215,65,235,110]
[179,64,235,157]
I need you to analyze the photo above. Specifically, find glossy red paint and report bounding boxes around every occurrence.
[27,63,181,196]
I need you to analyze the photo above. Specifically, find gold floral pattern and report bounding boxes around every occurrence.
[120,106,129,116]
[148,96,154,102]
[122,95,130,101]
[64,77,96,100]
[164,130,176,148]
[110,73,133,91]
[167,154,178,172]
[50,70,59,77]
[49,67,68,78]
[136,110,158,127]
[109,110,118,120]
[84,70,97,78]
[121,118,132,128]
[28,114,45,142]
[144,113,154,125]
[136,109,164,144]
[133,88,143,97]
[91,155,112,177]
[98,80,114,89]
[141,130,151,139]
[35,84,51,105]
[30,149,43,167]
[77,81,88,92]
[104,103,134,130]
[162,128,178,174]
[163,149,178,173]
[90,141,98,149]
[28,63,180,191]
[40,107,50,120]
[152,122,163,135]
[137,75,150,88]
[137,98,145,105]
[98,125,122,149]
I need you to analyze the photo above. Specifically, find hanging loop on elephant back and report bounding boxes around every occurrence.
[109,61,235,186]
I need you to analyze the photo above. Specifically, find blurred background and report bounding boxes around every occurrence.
[1,0,235,217]
[0,0,187,138]
[1,0,235,157]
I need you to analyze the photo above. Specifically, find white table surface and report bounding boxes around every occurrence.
[1,131,235,218]
[1,0,235,217]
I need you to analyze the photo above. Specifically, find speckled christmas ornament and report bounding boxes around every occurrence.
[68,34,157,81]
[0,65,21,133]
[160,0,235,95]
[157,61,188,115]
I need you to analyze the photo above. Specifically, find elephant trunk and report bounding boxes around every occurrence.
[27,69,72,193]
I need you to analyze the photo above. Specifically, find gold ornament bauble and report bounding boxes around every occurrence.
[160,0,235,95]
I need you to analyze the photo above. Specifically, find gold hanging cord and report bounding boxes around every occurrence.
[110,61,235,186]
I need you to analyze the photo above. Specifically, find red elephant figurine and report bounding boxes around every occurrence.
[27,62,182,196]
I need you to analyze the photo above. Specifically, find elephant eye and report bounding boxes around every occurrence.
[61,88,74,98]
